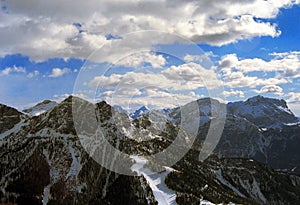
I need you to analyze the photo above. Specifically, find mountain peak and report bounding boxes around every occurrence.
[23,100,57,116]
[130,105,150,119]
[246,95,287,107]
[228,95,297,128]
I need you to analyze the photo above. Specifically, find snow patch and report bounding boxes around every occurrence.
[42,184,51,205]
[23,100,57,116]
[277,106,293,115]
[215,169,245,197]
[284,122,300,126]
[66,142,82,179]
[130,155,177,205]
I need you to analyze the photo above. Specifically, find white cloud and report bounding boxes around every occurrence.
[161,62,221,88]
[183,52,216,63]
[49,68,71,78]
[102,89,202,109]
[218,51,300,78]
[115,52,166,68]
[89,62,222,91]
[27,70,39,78]
[257,85,283,95]
[86,62,223,108]
[287,92,300,103]
[1,0,299,61]
[222,70,288,88]
[216,52,300,90]
[223,90,245,98]
[0,66,26,76]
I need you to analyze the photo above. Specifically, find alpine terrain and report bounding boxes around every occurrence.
[0,95,300,205]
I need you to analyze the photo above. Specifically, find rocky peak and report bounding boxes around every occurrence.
[130,105,150,119]
[31,96,87,135]
[23,100,57,116]
[228,95,297,128]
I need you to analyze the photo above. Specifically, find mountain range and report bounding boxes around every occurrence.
[0,95,300,205]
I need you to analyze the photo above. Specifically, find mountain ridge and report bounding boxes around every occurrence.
[1,95,300,204]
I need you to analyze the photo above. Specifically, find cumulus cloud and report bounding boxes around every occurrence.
[102,89,203,109]
[218,51,300,78]
[115,52,166,68]
[49,68,71,78]
[86,61,223,108]
[222,70,288,88]
[89,62,222,91]
[256,85,283,95]
[215,52,300,91]
[287,92,300,103]
[27,70,39,78]
[162,62,222,88]
[0,0,299,61]
[183,52,216,63]
[0,66,26,76]
[223,90,245,98]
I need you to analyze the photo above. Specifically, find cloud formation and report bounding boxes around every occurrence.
[0,66,26,76]
[115,52,166,68]
[257,85,284,95]
[223,90,245,98]
[216,52,300,89]
[287,92,300,103]
[49,68,71,78]
[86,61,223,108]
[1,0,299,61]
[217,52,300,78]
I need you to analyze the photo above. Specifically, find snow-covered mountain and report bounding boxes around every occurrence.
[167,95,300,173]
[130,105,150,119]
[23,100,57,116]
[227,95,298,129]
[1,95,300,204]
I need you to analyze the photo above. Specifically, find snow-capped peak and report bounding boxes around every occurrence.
[227,95,298,128]
[23,100,58,116]
[130,105,150,119]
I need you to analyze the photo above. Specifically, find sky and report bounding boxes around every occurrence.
[0,0,300,116]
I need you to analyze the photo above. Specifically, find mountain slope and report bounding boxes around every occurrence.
[165,151,300,205]
[0,104,24,134]
[1,95,300,204]
[0,97,157,205]
[168,95,300,174]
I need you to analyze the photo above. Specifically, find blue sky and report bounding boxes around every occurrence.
[0,1,300,115]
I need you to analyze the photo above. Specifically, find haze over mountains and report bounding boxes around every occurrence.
[0,95,300,205]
